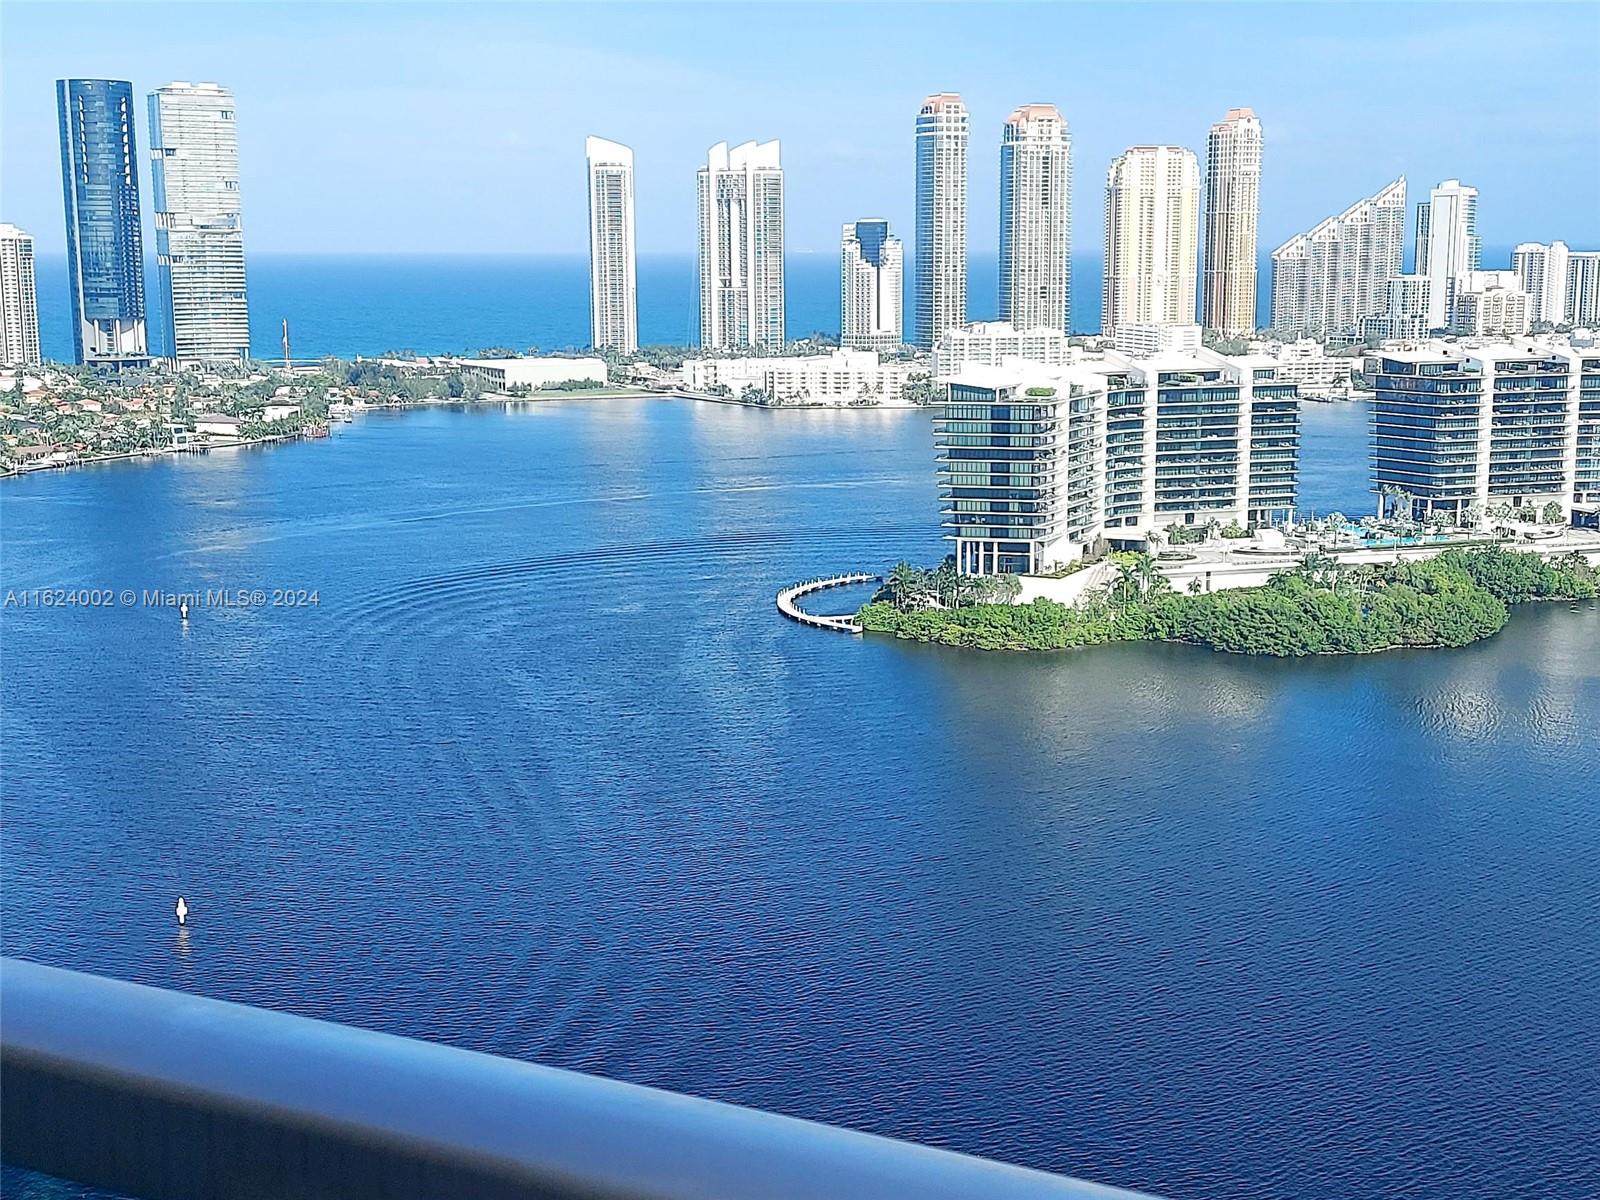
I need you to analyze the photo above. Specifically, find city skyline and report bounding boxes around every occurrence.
[4,3,1596,263]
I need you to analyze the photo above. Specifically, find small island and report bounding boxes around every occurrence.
[858,547,1598,657]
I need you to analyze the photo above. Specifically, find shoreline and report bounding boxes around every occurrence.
[3,390,929,480]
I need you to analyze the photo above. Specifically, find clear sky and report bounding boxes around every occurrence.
[4,1,1597,261]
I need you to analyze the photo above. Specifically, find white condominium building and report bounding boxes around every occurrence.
[999,104,1071,333]
[682,349,913,405]
[1256,339,1358,396]
[1450,271,1530,338]
[1270,176,1406,341]
[1567,252,1600,328]
[1362,273,1432,342]
[914,93,969,350]
[1102,146,1200,337]
[148,82,249,364]
[1370,339,1597,520]
[697,140,784,350]
[936,347,1300,574]
[1202,107,1263,337]
[1513,241,1571,326]
[1414,179,1480,331]
[585,136,638,353]
[0,224,41,365]
[1113,323,1201,358]
[840,220,903,352]
[931,321,1073,378]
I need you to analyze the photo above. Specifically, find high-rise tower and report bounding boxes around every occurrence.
[0,224,42,365]
[57,79,148,366]
[841,220,903,351]
[1202,107,1262,336]
[696,141,784,350]
[998,104,1071,333]
[1102,146,1200,336]
[149,82,250,364]
[914,93,968,350]
[585,136,638,353]
[1270,177,1406,340]
[1415,179,1480,331]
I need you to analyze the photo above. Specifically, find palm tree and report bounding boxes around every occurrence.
[885,561,920,610]
[931,560,961,609]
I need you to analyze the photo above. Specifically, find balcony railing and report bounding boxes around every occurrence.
[0,957,1156,1200]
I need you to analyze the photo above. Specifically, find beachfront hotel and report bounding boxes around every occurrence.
[1270,177,1406,341]
[1202,108,1263,337]
[0,223,41,366]
[696,140,784,350]
[840,219,903,352]
[1101,146,1200,338]
[914,93,969,350]
[1369,339,1599,522]
[998,104,1071,334]
[57,79,149,366]
[936,347,1300,574]
[585,136,638,353]
[148,82,250,365]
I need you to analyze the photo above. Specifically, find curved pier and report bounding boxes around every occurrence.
[777,573,879,634]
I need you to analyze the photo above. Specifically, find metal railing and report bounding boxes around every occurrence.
[0,957,1158,1200]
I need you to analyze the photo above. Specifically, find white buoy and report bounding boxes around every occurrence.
[180,599,190,621]
[176,896,189,926]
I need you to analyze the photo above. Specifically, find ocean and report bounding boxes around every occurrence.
[34,252,1108,362]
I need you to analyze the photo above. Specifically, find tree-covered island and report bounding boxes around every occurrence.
[859,547,1598,657]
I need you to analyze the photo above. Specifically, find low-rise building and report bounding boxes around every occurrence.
[932,321,1074,379]
[1112,323,1201,358]
[681,349,914,405]
[456,357,608,393]
[937,347,1300,572]
[194,413,242,438]
[261,402,301,422]
[1253,339,1358,397]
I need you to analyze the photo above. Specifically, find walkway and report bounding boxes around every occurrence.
[776,573,879,633]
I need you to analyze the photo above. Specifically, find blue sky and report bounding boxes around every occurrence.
[4,2,1596,261]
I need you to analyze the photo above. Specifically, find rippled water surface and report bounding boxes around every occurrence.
[2,399,1597,1199]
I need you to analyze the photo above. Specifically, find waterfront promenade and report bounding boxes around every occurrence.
[776,573,879,632]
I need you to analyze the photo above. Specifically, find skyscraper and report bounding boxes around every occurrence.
[998,103,1071,333]
[914,93,968,350]
[696,140,784,350]
[1270,177,1406,340]
[149,82,249,364]
[1568,252,1600,328]
[840,219,903,351]
[1202,107,1263,336]
[1414,179,1480,331]
[585,136,638,353]
[0,224,42,366]
[57,79,148,366]
[1101,146,1200,337]
[1512,241,1571,326]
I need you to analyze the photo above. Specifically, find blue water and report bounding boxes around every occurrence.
[32,252,1105,362]
[2,400,1597,1199]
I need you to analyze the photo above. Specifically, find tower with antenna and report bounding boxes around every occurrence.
[281,318,291,372]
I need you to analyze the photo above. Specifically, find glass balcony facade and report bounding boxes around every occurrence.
[57,79,148,366]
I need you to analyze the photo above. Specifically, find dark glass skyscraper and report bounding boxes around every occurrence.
[57,79,149,366]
